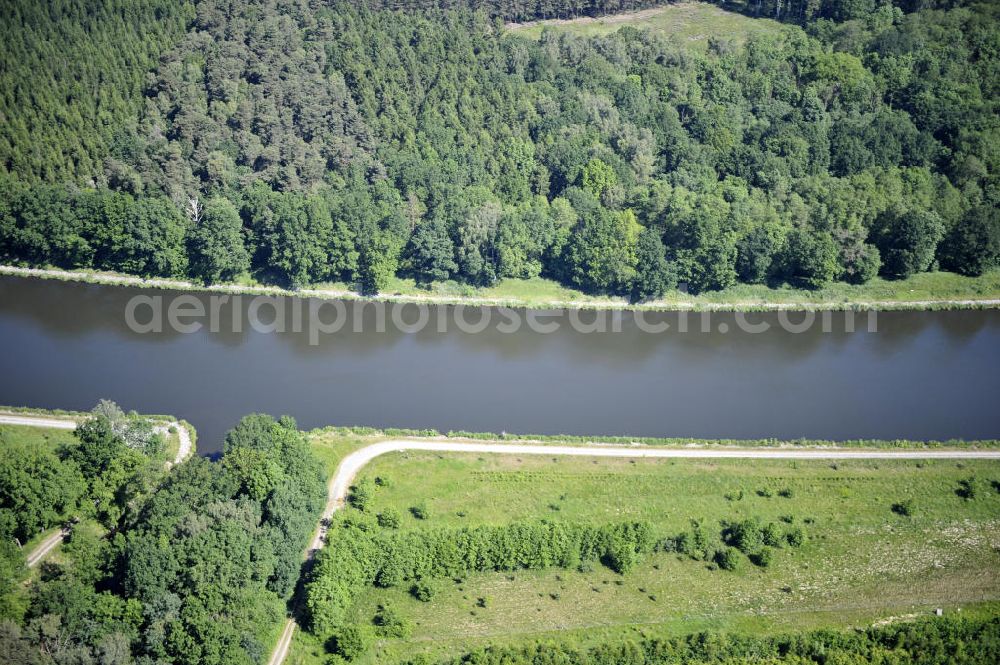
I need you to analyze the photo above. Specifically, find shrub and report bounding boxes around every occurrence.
[410,502,429,520]
[891,499,915,517]
[375,552,406,588]
[676,519,719,561]
[374,604,412,639]
[349,478,376,512]
[761,523,783,548]
[750,547,773,568]
[778,488,794,498]
[714,547,740,571]
[655,536,678,553]
[756,488,773,498]
[377,508,401,529]
[410,581,435,602]
[605,539,638,575]
[725,518,764,555]
[786,527,806,547]
[957,477,978,500]
[327,625,373,661]
[674,532,693,557]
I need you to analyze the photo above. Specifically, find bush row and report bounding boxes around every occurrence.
[305,519,654,635]
[406,615,1000,665]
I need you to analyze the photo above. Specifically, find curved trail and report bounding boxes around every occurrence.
[1,412,193,566]
[267,438,1000,665]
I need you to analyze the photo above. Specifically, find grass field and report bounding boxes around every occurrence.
[310,269,1000,312]
[0,422,77,455]
[310,429,370,476]
[288,432,1000,664]
[1,418,187,467]
[507,2,787,49]
[0,405,193,461]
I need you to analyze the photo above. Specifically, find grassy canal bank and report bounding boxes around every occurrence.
[3,264,1000,313]
[316,425,1000,449]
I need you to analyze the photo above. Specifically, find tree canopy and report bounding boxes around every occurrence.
[0,409,326,664]
[1,0,998,296]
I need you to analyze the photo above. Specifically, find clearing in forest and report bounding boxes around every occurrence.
[507,1,787,48]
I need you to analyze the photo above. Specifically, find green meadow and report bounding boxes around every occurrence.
[289,431,1000,664]
[508,2,787,50]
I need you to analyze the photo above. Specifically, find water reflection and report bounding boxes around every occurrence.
[1,275,998,452]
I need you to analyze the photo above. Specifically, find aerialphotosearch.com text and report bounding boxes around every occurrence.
[124,293,878,345]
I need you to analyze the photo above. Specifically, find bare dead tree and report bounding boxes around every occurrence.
[186,196,203,225]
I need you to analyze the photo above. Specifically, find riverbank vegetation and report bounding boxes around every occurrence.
[6,264,1000,312]
[342,267,1000,309]
[0,410,327,665]
[0,404,174,625]
[289,431,1000,664]
[0,403,171,544]
[2,0,999,305]
[313,424,1000,449]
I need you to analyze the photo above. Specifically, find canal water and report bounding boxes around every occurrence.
[1,275,998,453]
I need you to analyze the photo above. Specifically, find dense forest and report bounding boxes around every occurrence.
[0,412,326,665]
[1,0,998,297]
[0,0,192,184]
